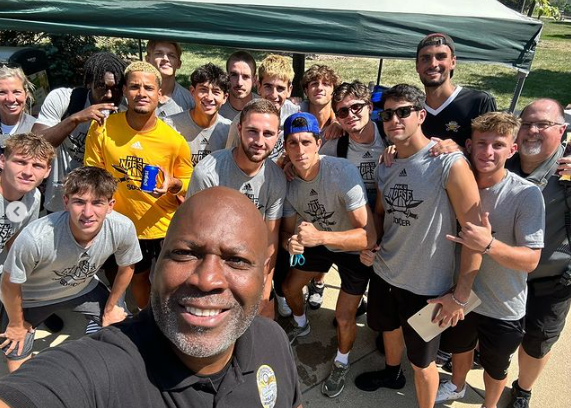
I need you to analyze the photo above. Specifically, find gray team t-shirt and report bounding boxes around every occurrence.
[35,87,92,212]
[374,141,465,296]
[187,149,287,220]
[225,99,299,161]
[156,82,195,119]
[2,211,142,308]
[284,156,368,252]
[168,111,231,166]
[473,171,544,320]
[0,189,41,274]
[320,125,386,206]
[218,93,260,121]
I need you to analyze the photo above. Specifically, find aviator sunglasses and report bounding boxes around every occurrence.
[380,105,421,122]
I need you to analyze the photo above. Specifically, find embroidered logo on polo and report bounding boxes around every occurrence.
[304,199,335,231]
[399,169,407,177]
[445,121,460,133]
[384,183,423,226]
[257,365,277,408]
[240,183,264,212]
[0,216,14,249]
[53,259,98,287]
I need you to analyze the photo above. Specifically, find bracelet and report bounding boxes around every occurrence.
[451,293,469,308]
[286,236,293,248]
[482,236,495,255]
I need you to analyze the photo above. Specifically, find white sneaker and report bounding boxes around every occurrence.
[435,380,466,404]
[276,295,292,317]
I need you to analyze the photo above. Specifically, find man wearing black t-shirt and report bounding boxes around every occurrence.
[0,187,302,408]
[416,33,497,148]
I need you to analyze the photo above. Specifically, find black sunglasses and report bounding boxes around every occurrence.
[336,102,368,119]
[380,106,421,122]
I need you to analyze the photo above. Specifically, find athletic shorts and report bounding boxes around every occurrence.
[522,279,571,359]
[367,273,440,368]
[0,281,126,360]
[294,245,371,296]
[440,312,524,380]
[103,239,163,274]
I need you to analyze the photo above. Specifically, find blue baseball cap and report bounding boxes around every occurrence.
[283,112,320,138]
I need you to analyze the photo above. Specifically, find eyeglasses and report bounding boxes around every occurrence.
[335,102,368,119]
[520,121,564,131]
[380,106,421,122]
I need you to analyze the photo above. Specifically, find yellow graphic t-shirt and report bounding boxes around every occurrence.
[84,112,193,239]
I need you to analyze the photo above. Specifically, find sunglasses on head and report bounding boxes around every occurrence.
[335,102,368,119]
[380,106,421,122]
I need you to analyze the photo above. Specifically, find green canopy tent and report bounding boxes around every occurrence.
[0,0,543,110]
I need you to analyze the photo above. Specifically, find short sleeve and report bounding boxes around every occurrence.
[4,229,40,284]
[35,88,72,127]
[113,219,144,267]
[515,186,545,248]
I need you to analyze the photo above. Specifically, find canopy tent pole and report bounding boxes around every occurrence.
[376,58,383,85]
[292,53,305,98]
[508,70,529,114]
[138,39,143,60]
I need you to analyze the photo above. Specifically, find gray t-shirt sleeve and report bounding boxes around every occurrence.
[265,173,287,221]
[337,163,368,211]
[440,151,467,188]
[186,159,214,198]
[35,88,72,127]
[515,186,545,248]
[319,139,339,157]
[4,229,40,284]
[283,198,297,218]
[113,220,144,267]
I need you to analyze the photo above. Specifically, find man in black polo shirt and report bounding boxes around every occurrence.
[416,33,497,148]
[0,187,302,408]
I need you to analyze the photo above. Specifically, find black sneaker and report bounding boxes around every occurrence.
[508,380,531,408]
[307,279,325,310]
[43,314,64,333]
[354,368,406,392]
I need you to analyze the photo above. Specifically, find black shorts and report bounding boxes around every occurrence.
[367,273,440,368]
[0,282,126,360]
[103,239,163,274]
[295,245,371,296]
[522,279,571,359]
[440,312,524,380]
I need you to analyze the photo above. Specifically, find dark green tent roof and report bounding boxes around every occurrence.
[0,0,542,71]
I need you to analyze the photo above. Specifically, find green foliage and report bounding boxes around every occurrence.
[0,30,100,87]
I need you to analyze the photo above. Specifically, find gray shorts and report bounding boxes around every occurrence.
[0,281,126,360]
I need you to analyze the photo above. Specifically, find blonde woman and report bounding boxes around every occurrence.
[0,66,36,149]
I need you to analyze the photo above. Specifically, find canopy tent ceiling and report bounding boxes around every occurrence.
[0,0,543,72]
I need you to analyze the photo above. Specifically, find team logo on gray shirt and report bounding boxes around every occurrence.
[0,217,14,247]
[304,199,336,231]
[53,258,98,287]
[385,183,423,225]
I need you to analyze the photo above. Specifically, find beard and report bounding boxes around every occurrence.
[519,138,543,156]
[151,288,260,358]
[239,138,272,163]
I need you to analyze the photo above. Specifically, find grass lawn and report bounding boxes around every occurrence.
[175,19,571,112]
